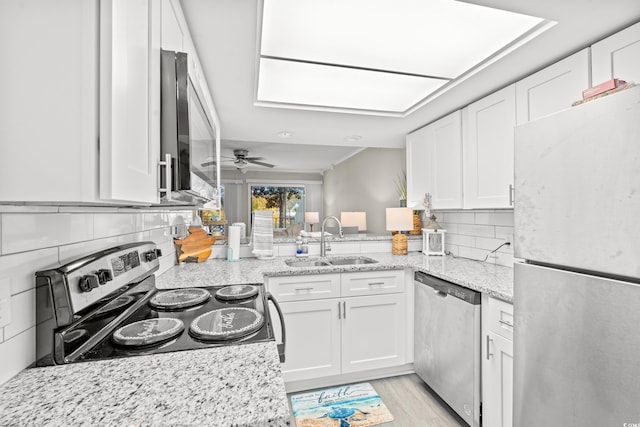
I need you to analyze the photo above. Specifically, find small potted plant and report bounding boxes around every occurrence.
[395,171,407,207]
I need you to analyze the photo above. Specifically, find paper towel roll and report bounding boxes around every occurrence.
[232,222,246,239]
[227,225,241,261]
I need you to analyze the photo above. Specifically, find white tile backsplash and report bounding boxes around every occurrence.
[435,209,514,268]
[0,206,196,387]
[2,213,94,254]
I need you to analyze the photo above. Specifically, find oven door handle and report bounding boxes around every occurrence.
[266,292,286,363]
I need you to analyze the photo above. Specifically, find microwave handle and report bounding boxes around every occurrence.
[267,292,286,363]
[158,153,172,201]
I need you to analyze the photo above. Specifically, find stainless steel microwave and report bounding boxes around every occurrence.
[160,49,220,206]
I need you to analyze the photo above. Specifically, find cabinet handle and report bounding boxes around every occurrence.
[294,287,314,292]
[486,335,493,360]
[499,319,514,329]
[343,301,346,319]
[508,184,514,206]
[338,301,342,319]
[368,282,384,286]
[158,153,172,201]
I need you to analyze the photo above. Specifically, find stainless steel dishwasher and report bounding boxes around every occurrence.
[414,271,481,427]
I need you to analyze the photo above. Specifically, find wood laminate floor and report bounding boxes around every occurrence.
[287,374,467,427]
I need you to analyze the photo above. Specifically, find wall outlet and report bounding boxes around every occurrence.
[505,233,514,246]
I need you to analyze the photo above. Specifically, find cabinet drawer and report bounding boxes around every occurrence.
[267,274,341,302]
[486,296,514,341]
[341,270,405,297]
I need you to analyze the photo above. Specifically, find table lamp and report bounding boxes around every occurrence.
[304,211,319,232]
[386,207,413,255]
[340,211,367,232]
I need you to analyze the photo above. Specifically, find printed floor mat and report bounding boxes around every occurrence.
[291,382,394,427]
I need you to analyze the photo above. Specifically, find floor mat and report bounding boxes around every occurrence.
[291,382,394,427]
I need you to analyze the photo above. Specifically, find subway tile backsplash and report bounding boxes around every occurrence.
[435,209,514,268]
[0,206,195,386]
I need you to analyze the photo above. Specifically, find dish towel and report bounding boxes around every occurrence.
[252,210,274,259]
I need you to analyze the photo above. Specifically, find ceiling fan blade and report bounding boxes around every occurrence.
[244,157,265,161]
[248,160,275,168]
[201,160,216,167]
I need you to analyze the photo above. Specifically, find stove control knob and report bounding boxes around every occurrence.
[155,248,163,257]
[96,269,112,285]
[79,274,100,292]
[143,250,157,262]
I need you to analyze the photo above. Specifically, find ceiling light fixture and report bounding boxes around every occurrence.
[344,135,362,142]
[276,131,294,138]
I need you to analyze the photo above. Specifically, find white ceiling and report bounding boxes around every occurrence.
[180,0,640,172]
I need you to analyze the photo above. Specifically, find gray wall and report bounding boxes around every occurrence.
[323,147,405,233]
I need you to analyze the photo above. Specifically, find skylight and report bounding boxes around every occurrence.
[257,0,549,116]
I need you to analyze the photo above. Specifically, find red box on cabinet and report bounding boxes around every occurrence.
[582,79,626,99]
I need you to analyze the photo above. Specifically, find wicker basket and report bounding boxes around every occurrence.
[409,214,422,235]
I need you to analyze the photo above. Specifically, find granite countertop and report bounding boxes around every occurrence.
[157,252,514,302]
[0,342,289,427]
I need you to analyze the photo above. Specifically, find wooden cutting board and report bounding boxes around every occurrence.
[174,227,216,263]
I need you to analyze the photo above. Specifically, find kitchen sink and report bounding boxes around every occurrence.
[327,257,379,266]
[285,259,331,267]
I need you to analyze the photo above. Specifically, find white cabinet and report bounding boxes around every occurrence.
[266,269,408,384]
[516,49,591,125]
[463,85,516,209]
[406,111,463,209]
[100,0,161,204]
[482,295,514,427]
[278,299,341,382]
[161,0,184,51]
[591,22,640,85]
[342,293,405,373]
[0,0,162,205]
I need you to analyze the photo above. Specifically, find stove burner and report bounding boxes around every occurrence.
[149,288,211,310]
[95,295,135,317]
[215,284,259,301]
[189,307,264,341]
[112,318,185,347]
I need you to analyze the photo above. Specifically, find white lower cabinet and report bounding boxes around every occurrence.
[482,295,514,427]
[341,293,405,373]
[267,269,408,384]
[278,299,341,382]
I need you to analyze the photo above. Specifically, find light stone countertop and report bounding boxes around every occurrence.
[156,252,514,302]
[0,342,289,427]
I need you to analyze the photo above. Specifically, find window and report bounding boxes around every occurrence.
[251,185,305,229]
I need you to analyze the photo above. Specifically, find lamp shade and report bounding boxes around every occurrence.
[385,207,413,231]
[304,211,319,224]
[340,211,367,231]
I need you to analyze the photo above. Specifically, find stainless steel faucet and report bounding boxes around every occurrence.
[320,215,343,257]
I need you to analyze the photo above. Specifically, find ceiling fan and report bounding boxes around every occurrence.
[202,149,275,170]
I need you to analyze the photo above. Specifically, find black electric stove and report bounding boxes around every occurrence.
[34,242,285,366]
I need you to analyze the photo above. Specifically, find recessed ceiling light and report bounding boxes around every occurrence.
[276,131,294,138]
[344,135,362,142]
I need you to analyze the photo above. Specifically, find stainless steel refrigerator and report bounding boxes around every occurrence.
[513,85,640,426]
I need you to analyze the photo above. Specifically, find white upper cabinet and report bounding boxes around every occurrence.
[463,85,516,209]
[406,111,463,209]
[161,0,184,51]
[0,0,163,205]
[516,49,591,125]
[591,22,640,85]
[100,0,161,205]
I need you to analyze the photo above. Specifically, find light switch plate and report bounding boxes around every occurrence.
[0,278,11,328]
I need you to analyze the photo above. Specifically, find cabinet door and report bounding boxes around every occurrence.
[483,331,514,427]
[463,84,516,208]
[406,111,463,209]
[279,299,341,382]
[161,0,184,51]
[516,49,590,125]
[406,127,430,208]
[591,22,640,85]
[100,0,161,204]
[341,293,405,373]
